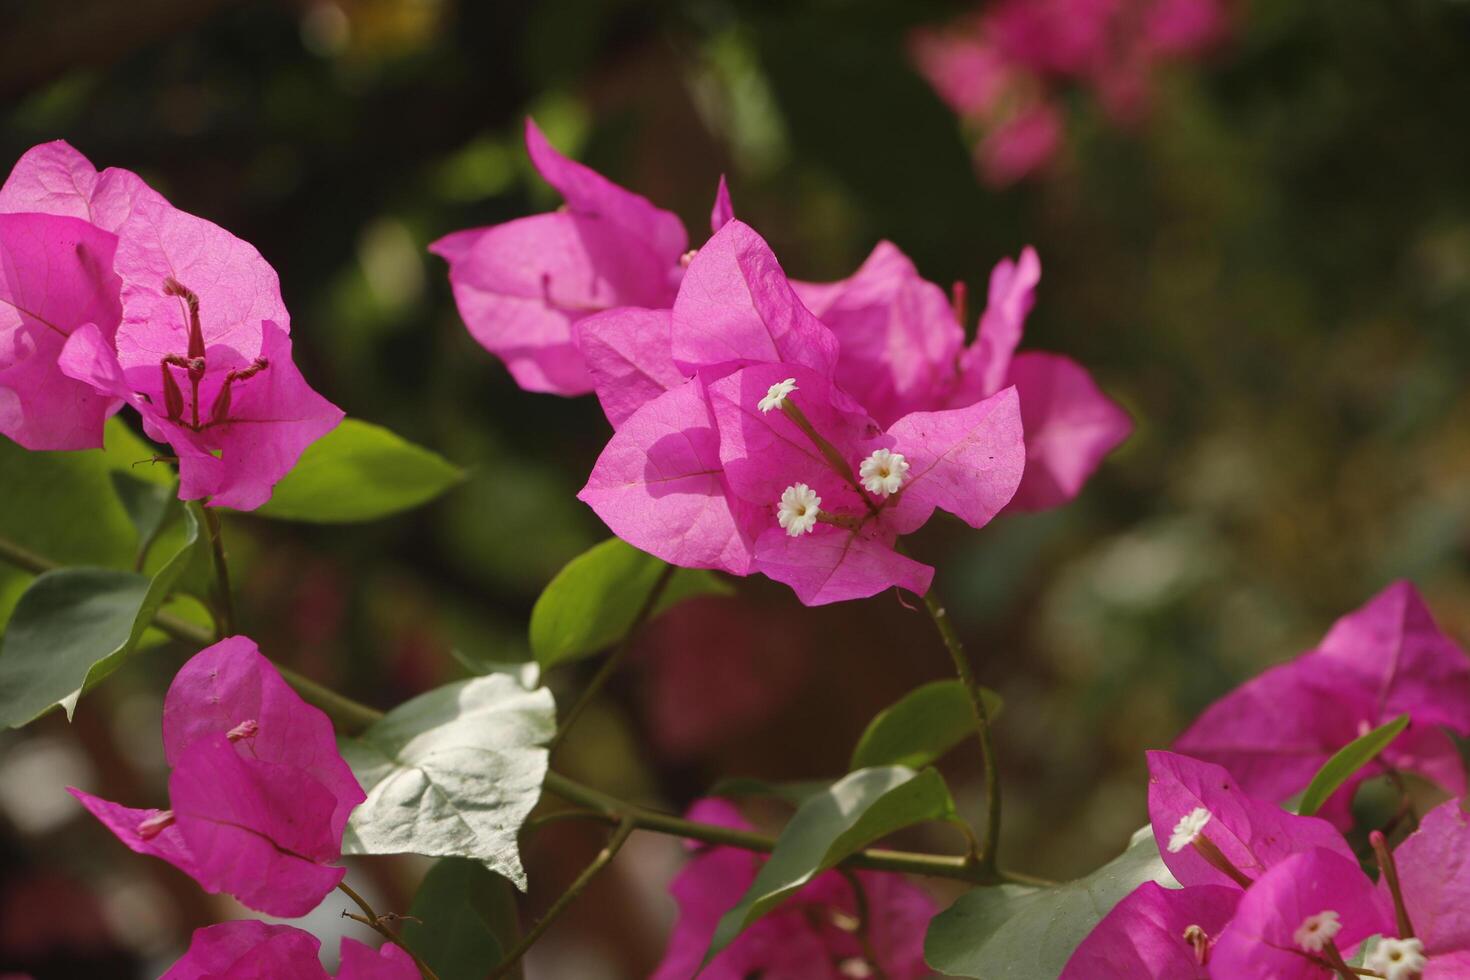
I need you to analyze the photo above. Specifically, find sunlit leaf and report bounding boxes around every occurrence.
[850,679,1002,771]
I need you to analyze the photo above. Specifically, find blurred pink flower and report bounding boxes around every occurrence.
[163,920,417,980]
[70,637,364,917]
[911,0,1231,185]
[652,799,936,979]
[1174,581,1470,829]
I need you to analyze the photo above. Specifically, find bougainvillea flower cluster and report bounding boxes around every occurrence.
[1174,581,1470,828]
[163,920,418,980]
[576,219,1027,605]
[910,0,1230,185]
[0,141,342,509]
[69,637,365,917]
[652,799,936,979]
[1067,753,1470,977]
[434,124,1130,603]
[1061,585,1470,978]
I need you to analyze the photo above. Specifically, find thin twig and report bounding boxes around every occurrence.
[920,588,1001,874]
[201,505,234,639]
[839,868,889,980]
[549,562,677,753]
[490,816,637,979]
[336,881,440,980]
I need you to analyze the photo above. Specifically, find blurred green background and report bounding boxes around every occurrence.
[2,0,1469,976]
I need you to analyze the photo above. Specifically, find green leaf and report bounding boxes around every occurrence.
[0,506,200,728]
[850,679,1003,771]
[1297,714,1410,817]
[256,419,464,523]
[0,419,150,571]
[339,673,556,888]
[529,537,730,669]
[401,858,520,980]
[110,470,182,568]
[706,766,959,963]
[924,826,1177,978]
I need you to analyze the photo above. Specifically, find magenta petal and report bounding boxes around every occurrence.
[579,377,758,575]
[162,921,329,980]
[0,212,123,449]
[704,362,877,512]
[336,939,420,980]
[1059,882,1239,980]
[1388,798,1470,957]
[430,211,677,396]
[956,246,1041,401]
[1315,581,1470,736]
[711,176,735,234]
[794,241,965,427]
[885,385,1026,533]
[113,188,287,373]
[0,140,157,234]
[195,321,344,511]
[1004,351,1132,511]
[162,636,364,843]
[68,788,202,880]
[169,736,346,917]
[1210,848,1390,980]
[1146,751,1353,889]
[1172,660,1353,816]
[523,117,688,266]
[670,220,840,378]
[753,525,933,606]
[576,307,684,427]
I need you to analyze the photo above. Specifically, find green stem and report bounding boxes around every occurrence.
[201,506,234,639]
[337,881,440,980]
[921,588,1001,874]
[490,816,637,979]
[548,562,676,754]
[540,771,1014,884]
[0,535,1053,890]
[839,868,888,980]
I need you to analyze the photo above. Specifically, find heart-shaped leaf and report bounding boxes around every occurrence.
[339,673,556,888]
[850,679,1002,771]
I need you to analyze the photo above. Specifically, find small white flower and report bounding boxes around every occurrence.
[1365,937,1427,980]
[777,483,821,537]
[1168,807,1212,853]
[758,377,799,413]
[859,448,910,496]
[1292,910,1341,953]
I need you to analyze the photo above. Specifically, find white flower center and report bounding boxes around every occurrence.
[758,378,799,413]
[1292,910,1341,953]
[859,448,910,496]
[1365,937,1428,980]
[1168,807,1212,853]
[777,483,821,537]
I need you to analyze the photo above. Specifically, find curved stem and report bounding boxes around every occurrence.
[839,868,889,980]
[336,881,440,980]
[490,816,637,979]
[920,588,1001,874]
[201,506,235,639]
[549,562,676,754]
[540,770,1011,884]
[0,534,1044,898]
